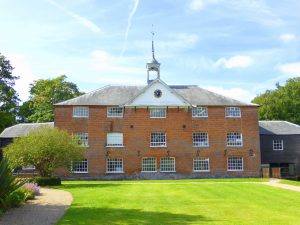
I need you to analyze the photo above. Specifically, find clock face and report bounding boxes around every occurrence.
[154,89,162,98]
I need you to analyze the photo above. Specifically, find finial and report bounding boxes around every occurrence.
[151,24,155,60]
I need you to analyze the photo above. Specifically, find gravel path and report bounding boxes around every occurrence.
[0,188,72,225]
[263,179,300,192]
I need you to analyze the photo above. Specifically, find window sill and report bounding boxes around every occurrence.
[150,117,167,119]
[193,145,209,148]
[160,171,176,173]
[106,171,124,174]
[227,170,243,172]
[141,171,157,173]
[107,116,124,118]
[273,149,283,151]
[72,172,88,174]
[225,117,241,118]
[150,146,167,148]
[72,116,89,118]
[193,170,210,172]
[192,116,208,118]
[106,146,125,148]
[226,145,243,147]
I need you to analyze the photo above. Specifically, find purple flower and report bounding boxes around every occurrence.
[23,183,40,195]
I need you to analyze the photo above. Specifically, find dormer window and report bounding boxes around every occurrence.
[107,107,123,118]
[150,108,166,118]
[192,107,208,118]
[225,107,241,118]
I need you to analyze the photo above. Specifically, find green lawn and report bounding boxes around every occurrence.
[56,179,300,225]
[280,179,300,186]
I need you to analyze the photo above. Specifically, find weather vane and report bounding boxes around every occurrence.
[151,24,154,40]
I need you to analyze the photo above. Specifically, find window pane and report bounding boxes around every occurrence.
[107,133,123,146]
[193,133,209,147]
[142,158,157,172]
[73,107,89,117]
[150,108,166,118]
[193,158,210,172]
[227,132,243,146]
[72,160,88,173]
[150,132,166,147]
[228,157,243,171]
[106,158,123,173]
[225,107,241,118]
[160,157,175,172]
[192,107,208,117]
[273,140,283,150]
[74,132,89,147]
[107,107,123,117]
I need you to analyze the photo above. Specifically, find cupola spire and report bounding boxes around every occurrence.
[146,25,160,84]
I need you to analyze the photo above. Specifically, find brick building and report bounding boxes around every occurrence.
[54,42,261,179]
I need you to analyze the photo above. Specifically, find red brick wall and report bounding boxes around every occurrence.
[54,106,261,178]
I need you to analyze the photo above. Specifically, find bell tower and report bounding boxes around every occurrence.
[146,26,160,84]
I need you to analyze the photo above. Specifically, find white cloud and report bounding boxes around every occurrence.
[46,0,101,33]
[6,53,39,102]
[121,0,139,56]
[188,0,219,11]
[90,50,144,78]
[277,62,300,76]
[204,86,255,103]
[214,55,254,69]
[279,33,297,42]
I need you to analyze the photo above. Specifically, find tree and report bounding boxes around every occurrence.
[252,77,300,124]
[3,126,84,177]
[19,75,83,123]
[0,53,19,132]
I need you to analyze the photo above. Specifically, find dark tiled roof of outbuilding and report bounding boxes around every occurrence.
[0,122,54,138]
[55,85,257,106]
[259,121,300,135]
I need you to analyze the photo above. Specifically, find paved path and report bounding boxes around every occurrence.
[262,179,300,192]
[0,188,73,225]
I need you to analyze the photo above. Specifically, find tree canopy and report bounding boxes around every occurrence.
[18,75,83,123]
[4,126,84,177]
[0,53,19,132]
[252,77,300,124]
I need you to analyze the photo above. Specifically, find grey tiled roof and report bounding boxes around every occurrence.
[55,85,257,106]
[0,122,54,138]
[259,121,300,135]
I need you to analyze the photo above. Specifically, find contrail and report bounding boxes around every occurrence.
[120,0,139,56]
[46,0,101,33]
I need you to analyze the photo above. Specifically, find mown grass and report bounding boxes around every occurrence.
[56,179,300,225]
[280,179,300,186]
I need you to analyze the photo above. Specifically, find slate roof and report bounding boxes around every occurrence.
[259,121,300,135]
[55,84,257,106]
[0,122,54,138]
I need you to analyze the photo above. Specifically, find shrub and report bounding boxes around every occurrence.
[21,189,35,200]
[7,190,25,207]
[33,177,61,186]
[0,158,26,210]
[22,183,40,195]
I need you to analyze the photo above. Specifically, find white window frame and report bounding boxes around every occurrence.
[273,140,283,151]
[142,157,157,172]
[73,106,89,118]
[193,132,209,147]
[225,107,241,118]
[106,158,124,173]
[71,160,88,174]
[192,107,208,118]
[107,107,124,118]
[150,132,167,147]
[106,133,124,147]
[150,107,167,118]
[227,132,243,147]
[22,165,36,170]
[193,158,210,172]
[160,157,176,172]
[74,132,89,147]
[227,157,243,171]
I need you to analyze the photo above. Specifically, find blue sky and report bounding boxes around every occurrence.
[1,0,300,103]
